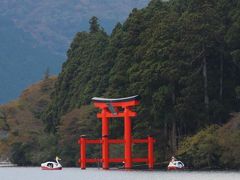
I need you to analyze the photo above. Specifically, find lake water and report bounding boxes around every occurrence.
[0,167,239,180]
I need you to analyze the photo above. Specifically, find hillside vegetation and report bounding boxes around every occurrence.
[178,113,240,169]
[0,77,57,165]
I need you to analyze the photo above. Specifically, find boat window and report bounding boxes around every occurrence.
[47,163,53,168]
[178,162,183,166]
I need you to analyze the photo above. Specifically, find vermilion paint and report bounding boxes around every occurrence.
[78,97,155,169]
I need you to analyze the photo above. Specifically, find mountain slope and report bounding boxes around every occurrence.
[0,16,62,103]
[0,0,150,103]
[0,0,150,54]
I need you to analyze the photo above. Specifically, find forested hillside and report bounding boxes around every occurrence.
[41,0,240,167]
[1,0,240,169]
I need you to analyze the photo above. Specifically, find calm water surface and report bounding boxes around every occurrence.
[0,167,239,180]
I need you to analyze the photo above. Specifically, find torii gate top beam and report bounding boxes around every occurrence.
[92,95,140,103]
[92,95,140,108]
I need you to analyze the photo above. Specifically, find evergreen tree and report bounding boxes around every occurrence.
[43,67,50,81]
[89,16,100,33]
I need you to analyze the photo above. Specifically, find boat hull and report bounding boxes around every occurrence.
[41,166,62,170]
[168,166,184,170]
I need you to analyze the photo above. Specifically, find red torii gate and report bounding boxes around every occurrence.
[78,95,155,169]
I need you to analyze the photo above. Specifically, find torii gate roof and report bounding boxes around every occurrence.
[92,95,140,103]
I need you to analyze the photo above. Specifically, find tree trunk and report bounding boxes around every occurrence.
[177,126,181,150]
[171,120,177,153]
[219,54,223,101]
[171,86,177,153]
[203,45,209,110]
[164,121,168,139]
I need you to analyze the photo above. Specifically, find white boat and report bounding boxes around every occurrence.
[41,156,62,170]
[0,161,17,167]
[167,157,185,170]
[168,160,185,170]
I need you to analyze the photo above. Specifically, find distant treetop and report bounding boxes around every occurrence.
[89,16,100,33]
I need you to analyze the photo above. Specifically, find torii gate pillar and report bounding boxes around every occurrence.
[101,107,109,169]
[124,106,132,168]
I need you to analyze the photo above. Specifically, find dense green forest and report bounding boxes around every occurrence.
[1,0,240,169]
